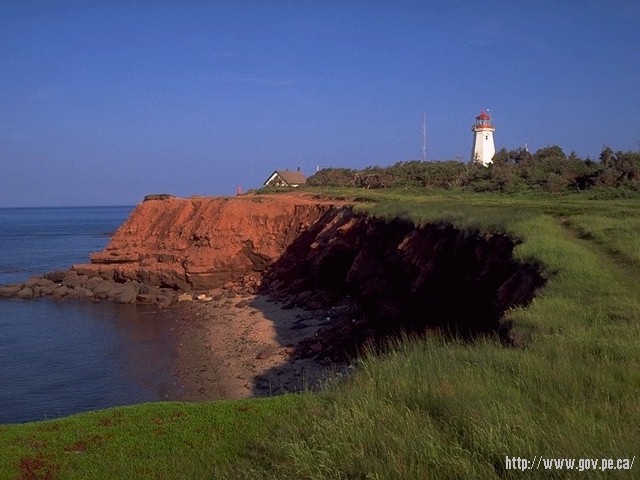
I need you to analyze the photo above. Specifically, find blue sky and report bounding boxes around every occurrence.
[1,0,639,206]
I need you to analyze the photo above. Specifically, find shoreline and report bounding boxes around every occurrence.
[170,292,347,401]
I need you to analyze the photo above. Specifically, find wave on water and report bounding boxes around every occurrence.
[0,265,27,274]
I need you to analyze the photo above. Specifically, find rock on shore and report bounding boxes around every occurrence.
[0,270,179,305]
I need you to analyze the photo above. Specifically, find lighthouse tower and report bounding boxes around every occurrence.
[471,111,496,166]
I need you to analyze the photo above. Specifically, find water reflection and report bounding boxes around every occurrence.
[0,299,184,424]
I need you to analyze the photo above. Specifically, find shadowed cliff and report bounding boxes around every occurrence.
[258,209,546,362]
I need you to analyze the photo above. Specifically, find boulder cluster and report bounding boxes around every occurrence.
[0,270,176,306]
[0,270,264,307]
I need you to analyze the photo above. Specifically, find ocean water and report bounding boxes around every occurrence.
[0,207,183,424]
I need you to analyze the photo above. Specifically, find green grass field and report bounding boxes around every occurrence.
[1,190,638,479]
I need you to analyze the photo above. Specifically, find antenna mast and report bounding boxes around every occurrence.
[421,112,427,161]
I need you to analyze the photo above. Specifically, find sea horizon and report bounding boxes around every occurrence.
[0,203,136,211]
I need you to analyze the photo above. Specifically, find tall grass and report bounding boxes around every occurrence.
[237,204,640,479]
[236,192,640,479]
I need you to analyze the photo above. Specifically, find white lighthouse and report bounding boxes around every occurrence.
[471,110,496,166]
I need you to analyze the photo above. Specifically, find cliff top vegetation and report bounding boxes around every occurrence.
[303,145,640,197]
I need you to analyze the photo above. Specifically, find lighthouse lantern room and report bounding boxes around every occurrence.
[471,110,496,166]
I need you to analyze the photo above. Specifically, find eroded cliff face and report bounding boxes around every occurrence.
[260,210,546,352]
[2,193,545,348]
[72,194,348,290]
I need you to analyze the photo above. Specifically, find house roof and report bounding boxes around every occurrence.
[266,170,307,186]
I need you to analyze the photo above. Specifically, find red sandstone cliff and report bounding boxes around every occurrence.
[72,194,351,290]
[2,192,545,349]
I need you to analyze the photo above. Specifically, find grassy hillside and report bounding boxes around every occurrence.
[1,190,638,479]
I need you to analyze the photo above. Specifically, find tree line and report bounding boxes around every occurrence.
[306,146,640,195]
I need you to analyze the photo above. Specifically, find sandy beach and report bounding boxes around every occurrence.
[170,290,347,401]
